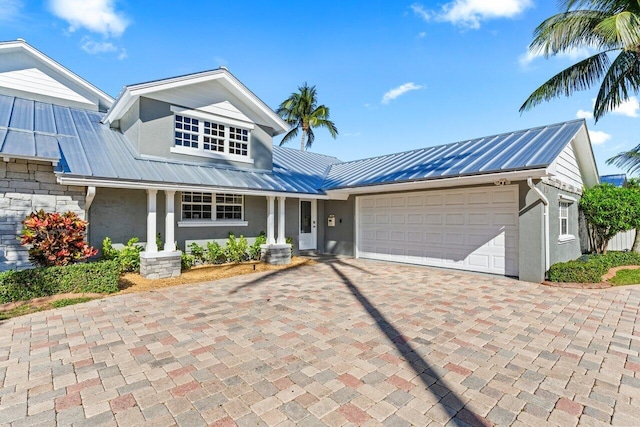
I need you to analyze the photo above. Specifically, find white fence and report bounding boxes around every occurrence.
[608,229,636,251]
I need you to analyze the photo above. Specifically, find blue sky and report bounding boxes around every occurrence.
[1,0,637,176]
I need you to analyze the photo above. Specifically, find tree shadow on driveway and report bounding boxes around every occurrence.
[327,259,490,427]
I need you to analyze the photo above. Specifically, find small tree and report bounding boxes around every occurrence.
[580,184,640,253]
[20,210,97,267]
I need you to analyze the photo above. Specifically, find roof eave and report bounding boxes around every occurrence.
[0,40,114,108]
[102,69,289,134]
[323,168,549,197]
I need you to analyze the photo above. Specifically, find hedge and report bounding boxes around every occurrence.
[0,260,122,303]
[548,251,640,283]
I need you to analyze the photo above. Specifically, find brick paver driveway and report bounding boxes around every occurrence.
[1,259,639,426]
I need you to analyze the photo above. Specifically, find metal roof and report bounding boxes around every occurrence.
[0,94,338,195]
[0,94,587,195]
[321,120,586,190]
[599,174,627,187]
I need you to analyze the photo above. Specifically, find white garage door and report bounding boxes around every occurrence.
[356,186,519,276]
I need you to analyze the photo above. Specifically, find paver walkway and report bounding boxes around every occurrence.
[1,259,639,426]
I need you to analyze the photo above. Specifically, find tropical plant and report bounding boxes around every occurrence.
[225,233,249,263]
[20,210,97,267]
[205,241,227,264]
[579,183,640,253]
[248,232,267,260]
[277,83,338,150]
[520,0,640,121]
[101,237,143,272]
[188,242,205,264]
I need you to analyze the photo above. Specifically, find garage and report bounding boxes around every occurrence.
[356,185,519,276]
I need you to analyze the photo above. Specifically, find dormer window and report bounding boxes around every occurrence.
[170,109,253,164]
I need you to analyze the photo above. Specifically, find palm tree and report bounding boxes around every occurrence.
[277,83,338,150]
[520,0,640,121]
[608,144,640,174]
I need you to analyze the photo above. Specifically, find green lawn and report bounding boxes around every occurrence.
[608,269,640,286]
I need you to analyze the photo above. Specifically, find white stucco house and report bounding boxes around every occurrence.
[0,40,600,282]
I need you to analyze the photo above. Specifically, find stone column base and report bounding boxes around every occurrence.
[140,250,182,279]
[261,244,291,265]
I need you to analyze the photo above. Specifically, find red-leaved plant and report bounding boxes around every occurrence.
[20,210,98,267]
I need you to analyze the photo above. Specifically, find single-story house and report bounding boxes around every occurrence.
[0,40,599,283]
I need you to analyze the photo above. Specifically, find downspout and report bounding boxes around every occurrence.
[527,178,549,277]
[85,186,96,241]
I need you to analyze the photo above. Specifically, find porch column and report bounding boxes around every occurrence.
[146,189,158,253]
[267,196,276,245]
[277,196,286,244]
[164,190,176,252]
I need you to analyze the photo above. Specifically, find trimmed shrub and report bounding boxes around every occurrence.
[0,260,122,303]
[549,251,640,283]
[20,210,97,267]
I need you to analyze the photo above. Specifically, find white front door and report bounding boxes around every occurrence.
[299,199,317,250]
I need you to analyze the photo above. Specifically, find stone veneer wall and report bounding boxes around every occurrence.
[139,251,182,279]
[0,159,86,271]
[261,244,292,265]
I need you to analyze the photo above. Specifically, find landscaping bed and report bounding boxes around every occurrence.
[545,251,640,288]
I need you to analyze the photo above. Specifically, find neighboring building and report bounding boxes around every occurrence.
[0,40,600,282]
[600,174,627,187]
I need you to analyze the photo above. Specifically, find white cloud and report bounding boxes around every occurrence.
[81,39,117,54]
[589,130,611,145]
[81,38,127,59]
[412,0,532,29]
[0,0,22,22]
[342,132,362,137]
[612,96,640,118]
[381,82,424,104]
[418,31,427,38]
[576,109,594,119]
[48,0,129,37]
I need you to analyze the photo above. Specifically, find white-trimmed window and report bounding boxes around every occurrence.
[181,192,244,221]
[559,201,570,235]
[216,194,243,220]
[173,114,251,160]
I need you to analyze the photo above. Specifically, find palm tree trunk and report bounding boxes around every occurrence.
[300,130,306,151]
[632,229,640,252]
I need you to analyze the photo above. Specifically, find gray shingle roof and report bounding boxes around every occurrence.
[0,94,585,195]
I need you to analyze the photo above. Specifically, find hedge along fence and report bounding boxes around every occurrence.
[548,251,640,283]
[0,260,122,304]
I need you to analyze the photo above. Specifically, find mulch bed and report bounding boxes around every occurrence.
[542,265,640,289]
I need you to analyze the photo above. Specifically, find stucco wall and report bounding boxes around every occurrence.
[0,159,86,271]
[516,180,582,283]
[322,197,355,256]
[89,189,305,254]
[123,97,274,171]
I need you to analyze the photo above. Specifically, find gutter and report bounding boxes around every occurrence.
[528,177,549,277]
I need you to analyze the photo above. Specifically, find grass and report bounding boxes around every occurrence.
[608,268,640,286]
[0,304,39,321]
[51,297,94,308]
[0,296,98,321]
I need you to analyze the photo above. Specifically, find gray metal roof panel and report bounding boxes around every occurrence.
[321,120,585,190]
[0,94,586,195]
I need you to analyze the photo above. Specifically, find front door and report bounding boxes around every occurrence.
[299,199,317,250]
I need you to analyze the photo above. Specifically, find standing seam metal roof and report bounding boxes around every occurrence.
[0,94,586,194]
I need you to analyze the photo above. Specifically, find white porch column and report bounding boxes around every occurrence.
[277,196,286,244]
[146,189,158,253]
[267,196,276,245]
[164,190,176,252]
